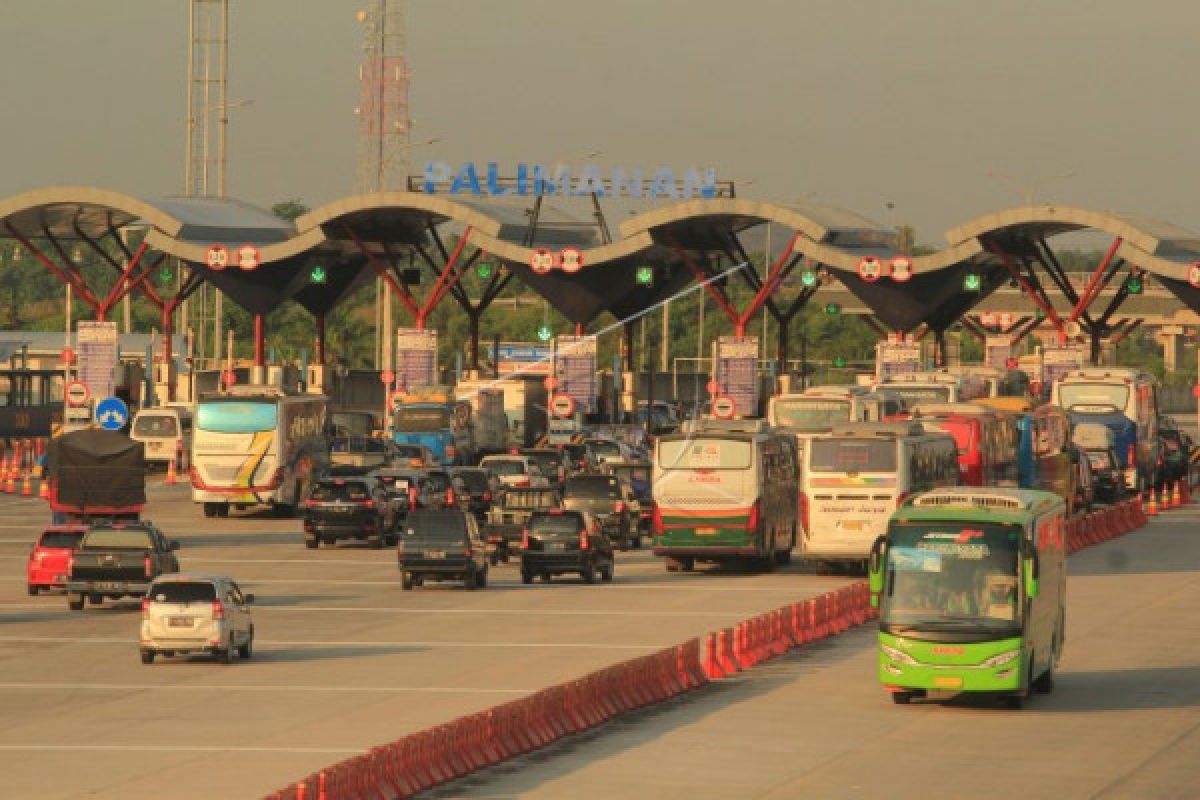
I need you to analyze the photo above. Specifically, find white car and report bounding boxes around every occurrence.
[139,574,255,664]
[479,455,548,489]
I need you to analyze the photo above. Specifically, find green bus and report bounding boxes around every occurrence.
[868,487,1066,708]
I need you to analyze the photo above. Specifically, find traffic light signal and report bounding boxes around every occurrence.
[800,269,818,288]
[1126,274,1143,294]
[636,266,654,286]
[832,355,847,368]
[477,262,493,279]
[158,267,173,283]
[309,265,327,285]
[963,272,982,292]
[536,325,553,342]
[824,302,841,315]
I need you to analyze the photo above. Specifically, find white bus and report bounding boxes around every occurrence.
[800,421,958,567]
[130,406,192,469]
[876,371,988,407]
[191,386,328,518]
[768,385,904,431]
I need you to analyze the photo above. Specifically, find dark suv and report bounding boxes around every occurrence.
[397,509,489,590]
[521,510,614,585]
[449,467,497,517]
[561,474,636,550]
[303,477,396,549]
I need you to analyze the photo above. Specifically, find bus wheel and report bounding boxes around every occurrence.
[891,690,921,705]
[680,557,695,572]
[203,503,218,518]
[1034,661,1056,694]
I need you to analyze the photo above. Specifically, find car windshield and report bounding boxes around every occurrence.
[524,452,561,473]
[530,513,584,536]
[657,438,752,470]
[772,398,852,430]
[151,582,216,604]
[402,511,467,541]
[565,476,620,498]
[451,471,489,491]
[83,529,154,549]
[612,465,651,484]
[39,531,84,549]
[133,414,178,437]
[483,459,526,476]
[393,407,450,431]
[881,523,1023,631]
[1058,383,1129,413]
[809,438,897,473]
[311,481,370,502]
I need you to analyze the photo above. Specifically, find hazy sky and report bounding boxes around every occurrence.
[4,0,1197,245]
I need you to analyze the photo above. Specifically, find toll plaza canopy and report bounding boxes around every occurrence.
[3,186,1200,341]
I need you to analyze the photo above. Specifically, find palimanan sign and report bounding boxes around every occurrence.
[421,161,718,199]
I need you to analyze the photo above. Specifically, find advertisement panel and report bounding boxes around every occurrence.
[875,341,922,382]
[76,321,118,401]
[1042,345,1086,390]
[554,335,597,414]
[985,335,1013,371]
[394,328,438,390]
[713,336,759,417]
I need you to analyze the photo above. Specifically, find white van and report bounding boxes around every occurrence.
[800,421,958,565]
[131,407,193,469]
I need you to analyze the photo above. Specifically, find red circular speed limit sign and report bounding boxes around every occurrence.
[857,256,883,282]
[206,245,230,271]
[889,256,914,283]
[559,247,584,273]
[712,395,736,419]
[1189,262,1200,289]
[236,245,262,271]
[529,248,559,274]
[65,381,90,408]
[549,393,576,418]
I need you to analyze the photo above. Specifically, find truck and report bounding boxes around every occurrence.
[482,487,561,564]
[456,376,547,449]
[453,385,509,457]
[46,428,147,519]
[391,386,475,466]
[66,521,181,610]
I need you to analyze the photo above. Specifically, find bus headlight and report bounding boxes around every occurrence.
[881,643,918,666]
[980,649,1020,669]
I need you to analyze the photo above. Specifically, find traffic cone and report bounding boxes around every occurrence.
[37,474,49,500]
[4,443,18,494]
[20,463,32,497]
[32,439,43,479]
[164,449,178,486]
[1172,481,1182,508]
[1148,490,1158,516]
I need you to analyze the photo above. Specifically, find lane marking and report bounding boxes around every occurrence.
[0,635,657,649]
[0,602,746,618]
[0,744,366,755]
[0,682,531,694]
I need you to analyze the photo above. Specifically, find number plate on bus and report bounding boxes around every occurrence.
[96,582,123,591]
[838,520,865,531]
[696,527,717,536]
[933,676,963,689]
[168,617,193,628]
[425,550,446,559]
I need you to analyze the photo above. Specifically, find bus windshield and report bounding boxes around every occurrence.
[196,402,277,433]
[394,407,450,431]
[773,398,851,430]
[809,439,896,473]
[881,523,1023,631]
[657,438,752,470]
[1058,383,1129,414]
[885,386,950,405]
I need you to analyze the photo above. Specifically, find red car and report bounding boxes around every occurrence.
[27,526,87,595]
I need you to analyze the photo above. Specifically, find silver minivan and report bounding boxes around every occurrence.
[139,574,254,664]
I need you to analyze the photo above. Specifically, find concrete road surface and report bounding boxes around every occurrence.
[0,480,853,799]
[438,506,1200,800]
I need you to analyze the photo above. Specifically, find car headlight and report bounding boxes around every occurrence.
[980,649,1020,669]
[880,643,918,666]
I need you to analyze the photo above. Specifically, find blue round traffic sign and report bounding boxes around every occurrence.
[95,396,129,431]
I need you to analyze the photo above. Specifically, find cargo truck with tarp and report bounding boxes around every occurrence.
[46,428,146,519]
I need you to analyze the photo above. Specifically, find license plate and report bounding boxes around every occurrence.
[696,527,717,536]
[96,582,123,591]
[839,520,865,531]
[933,676,963,689]
[168,617,193,628]
[547,542,566,551]
[425,550,446,558]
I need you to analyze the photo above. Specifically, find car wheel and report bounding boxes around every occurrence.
[218,647,234,665]
[304,537,318,550]
[140,650,155,665]
[27,585,39,596]
[1034,659,1055,694]
[489,552,500,567]
[581,562,596,584]
[87,594,103,606]
[386,535,398,547]
[238,630,254,660]
[217,504,230,518]
[521,569,533,585]
[680,557,695,572]
[203,503,218,518]
[401,572,415,591]
[539,572,552,584]
[891,691,914,705]
[478,568,488,589]
[465,569,479,590]
[369,534,384,550]
[67,593,84,611]
[601,562,614,583]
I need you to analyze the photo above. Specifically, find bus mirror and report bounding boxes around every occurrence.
[1023,553,1040,599]
[868,535,887,603]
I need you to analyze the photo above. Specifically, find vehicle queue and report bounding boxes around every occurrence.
[19,364,1196,709]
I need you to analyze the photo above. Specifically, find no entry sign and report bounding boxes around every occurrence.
[65,381,90,408]
[549,393,576,418]
[712,395,736,419]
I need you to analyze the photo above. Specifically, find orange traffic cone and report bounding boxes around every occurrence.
[1147,489,1158,516]
[37,475,49,500]
[20,464,32,497]
[164,450,178,486]
[4,444,17,494]
[1171,481,1182,508]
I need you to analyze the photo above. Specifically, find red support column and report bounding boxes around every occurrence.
[97,242,149,321]
[417,227,474,328]
[987,243,1066,342]
[160,306,175,403]
[254,314,265,367]
[575,322,583,336]
[1069,237,1122,322]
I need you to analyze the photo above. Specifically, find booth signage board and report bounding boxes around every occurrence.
[547,415,581,445]
[875,341,921,382]
[713,336,758,418]
[984,335,1013,371]
[1042,345,1085,388]
[76,321,119,401]
[554,335,597,414]
[422,161,719,200]
[495,342,552,377]
[395,328,438,390]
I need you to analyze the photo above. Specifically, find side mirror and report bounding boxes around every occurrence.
[244,593,255,604]
[1023,552,1040,599]
[867,535,887,606]
[169,540,181,551]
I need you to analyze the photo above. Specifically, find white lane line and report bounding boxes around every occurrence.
[0,635,657,649]
[0,682,530,694]
[0,744,366,755]
[0,603,742,618]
